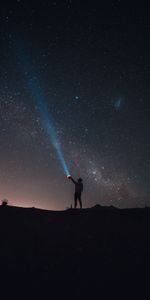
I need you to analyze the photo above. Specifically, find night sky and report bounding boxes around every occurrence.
[0,0,150,210]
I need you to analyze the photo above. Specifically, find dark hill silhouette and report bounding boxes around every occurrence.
[0,204,150,293]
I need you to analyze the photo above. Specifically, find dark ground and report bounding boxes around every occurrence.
[0,204,150,296]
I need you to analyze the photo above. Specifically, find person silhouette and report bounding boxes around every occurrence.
[68,176,83,208]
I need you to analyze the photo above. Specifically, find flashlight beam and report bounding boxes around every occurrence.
[16,39,69,176]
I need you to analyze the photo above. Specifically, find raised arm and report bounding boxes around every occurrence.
[70,176,76,184]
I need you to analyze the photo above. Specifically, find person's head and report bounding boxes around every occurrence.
[78,178,83,182]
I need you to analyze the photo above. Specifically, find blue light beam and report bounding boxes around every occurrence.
[16,41,69,176]
[28,76,69,176]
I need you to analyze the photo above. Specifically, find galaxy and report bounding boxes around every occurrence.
[0,1,150,210]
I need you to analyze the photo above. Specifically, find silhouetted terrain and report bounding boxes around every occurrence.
[0,204,150,292]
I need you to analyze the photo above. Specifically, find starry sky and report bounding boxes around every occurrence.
[0,0,150,210]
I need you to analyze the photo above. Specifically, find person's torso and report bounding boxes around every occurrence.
[75,182,83,193]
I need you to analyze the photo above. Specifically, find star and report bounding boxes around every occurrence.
[74,96,80,100]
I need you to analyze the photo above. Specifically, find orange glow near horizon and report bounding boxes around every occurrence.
[0,190,66,211]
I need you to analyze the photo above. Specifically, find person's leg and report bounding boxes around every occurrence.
[74,193,77,208]
[78,194,82,209]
